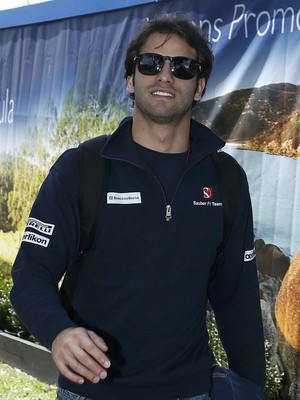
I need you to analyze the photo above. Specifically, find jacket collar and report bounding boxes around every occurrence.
[101,117,225,167]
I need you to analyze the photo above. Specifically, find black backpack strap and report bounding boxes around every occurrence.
[78,135,110,254]
[59,135,110,312]
[209,150,241,281]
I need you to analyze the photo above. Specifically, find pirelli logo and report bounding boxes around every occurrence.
[26,217,55,235]
[22,217,55,248]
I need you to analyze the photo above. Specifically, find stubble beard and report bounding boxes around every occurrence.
[134,89,194,126]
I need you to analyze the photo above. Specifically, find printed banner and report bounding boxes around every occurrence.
[0,1,299,398]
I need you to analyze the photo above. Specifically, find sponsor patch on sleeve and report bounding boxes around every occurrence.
[244,247,256,262]
[26,217,55,235]
[22,231,50,248]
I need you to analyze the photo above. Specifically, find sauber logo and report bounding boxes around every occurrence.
[193,186,222,207]
[244,247,256,262]
[203,187,213,199]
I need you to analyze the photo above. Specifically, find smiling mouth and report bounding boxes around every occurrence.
[152,91,175,98]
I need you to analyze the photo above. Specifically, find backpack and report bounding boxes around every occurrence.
[59,135,241,313]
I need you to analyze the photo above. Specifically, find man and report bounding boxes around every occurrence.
[10,14,266,400]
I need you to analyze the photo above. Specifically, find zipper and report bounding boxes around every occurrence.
[165,204,172,222]
[103,155,188,223]
[147,173,174,223]
[163,171,188,222]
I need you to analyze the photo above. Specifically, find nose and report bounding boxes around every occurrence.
[156,60,174,82]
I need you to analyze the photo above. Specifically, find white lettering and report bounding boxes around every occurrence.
[200,19,213,41]
[213,18,223,42]
[22,231,50,248]
[26,217,55,235]
[229,4,246,40]
[256,11,271,37]
[244,11,256,38]
[107,192,142,205]
[228,4,300,40]
[273,7,295,34]
[193,201,207,206]
[244,247,256,262]
[0,88,14,124]
[193,201,223,207]
[200,18,223,43]
[212,202,222,207]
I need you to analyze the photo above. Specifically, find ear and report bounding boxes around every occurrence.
[127,75,135,95]
[194,78,206,102]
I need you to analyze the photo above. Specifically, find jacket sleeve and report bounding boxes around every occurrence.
[10,148,81,349]
[208,166,266,389]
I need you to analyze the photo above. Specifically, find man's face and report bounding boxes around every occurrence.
[127,33,205,125]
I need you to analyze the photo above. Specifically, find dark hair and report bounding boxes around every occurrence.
[124,13,214,96]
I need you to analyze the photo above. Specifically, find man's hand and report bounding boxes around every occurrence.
[51,327,111,384]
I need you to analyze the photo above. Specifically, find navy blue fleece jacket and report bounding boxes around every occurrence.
[10,118,265,399]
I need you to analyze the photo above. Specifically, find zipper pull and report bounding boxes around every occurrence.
[165,205,172,222]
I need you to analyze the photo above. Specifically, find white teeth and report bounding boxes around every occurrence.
[153,91,174,97]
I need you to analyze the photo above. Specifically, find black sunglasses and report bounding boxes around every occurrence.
[134,53,201,80]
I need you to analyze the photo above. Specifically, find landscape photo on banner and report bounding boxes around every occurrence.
[0,0,299,399]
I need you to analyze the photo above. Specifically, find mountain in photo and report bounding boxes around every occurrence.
[194,83,300,157]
